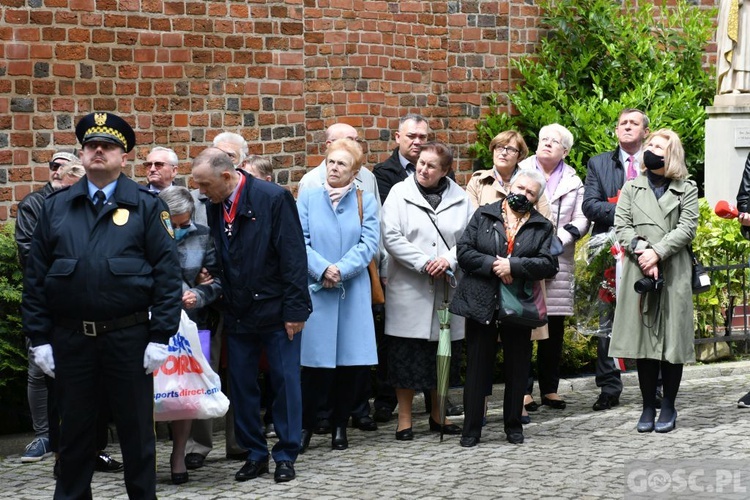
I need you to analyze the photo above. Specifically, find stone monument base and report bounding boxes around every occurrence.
[705,94,750,207]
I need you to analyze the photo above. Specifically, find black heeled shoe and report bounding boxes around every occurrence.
[332,426,348,450]
[395,427,414,441]
[541,395,567,410]
[428,416,461,435]
[300,429,312,454]
[170,454,189,485]
[654,409,677,433]
[637,407,656,433]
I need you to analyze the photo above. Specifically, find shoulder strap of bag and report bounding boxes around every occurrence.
[418,205,450,248]
[356,189,363,225]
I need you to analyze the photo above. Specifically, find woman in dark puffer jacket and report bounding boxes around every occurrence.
[450,170,558,447]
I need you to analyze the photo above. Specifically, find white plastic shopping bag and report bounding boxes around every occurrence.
[153,310,229,421]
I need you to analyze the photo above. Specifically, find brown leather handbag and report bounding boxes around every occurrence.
[356,190,385,305]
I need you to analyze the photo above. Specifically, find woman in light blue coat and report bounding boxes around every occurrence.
[297,138,379,453]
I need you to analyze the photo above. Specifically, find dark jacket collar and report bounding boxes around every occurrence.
[67,173,142,207]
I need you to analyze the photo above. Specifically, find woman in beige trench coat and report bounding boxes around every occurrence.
[609,129,698,434]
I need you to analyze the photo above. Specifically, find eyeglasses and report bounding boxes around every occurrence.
[495,146,520,155]
[49,161,63,171]
[143,161,175,169]
[540,137,563,148]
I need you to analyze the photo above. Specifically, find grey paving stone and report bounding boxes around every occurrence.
[1,362,749,498]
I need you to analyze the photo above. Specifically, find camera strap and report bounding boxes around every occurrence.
[638,288,662,329]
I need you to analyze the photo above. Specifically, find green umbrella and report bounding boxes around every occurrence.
[436,281,452,442]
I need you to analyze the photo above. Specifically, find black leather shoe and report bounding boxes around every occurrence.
[94,452,123,473]
[170,453,189,485]
[592,393,619,411]
[524,399,540,412]
[314,418,332,435]
[373,408,393,423]
[460,436,479,448]
[541,396,567,410]
[352,415,378,431]
[235,459,269,482]
[395,427,413,441]
[274,461,296,483]
[332,426,348,450]
[184,452,205,470]
[506,431,524,444]
[520,414,531,425]
[428,416,461,435]
[300,429,312,454]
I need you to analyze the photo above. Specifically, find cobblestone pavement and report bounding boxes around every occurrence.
[2,361,749,499]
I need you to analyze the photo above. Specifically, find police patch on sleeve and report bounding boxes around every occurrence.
[160,211,175,238]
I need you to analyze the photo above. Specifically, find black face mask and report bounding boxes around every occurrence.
[643,150,665,171]
[506,192,533,214]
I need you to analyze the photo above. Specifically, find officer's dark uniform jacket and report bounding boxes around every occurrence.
[205,170,311,334]
[22,173,182,347]
[15,182,56,269]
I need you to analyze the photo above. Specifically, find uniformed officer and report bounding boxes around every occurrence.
[22,112,182,499]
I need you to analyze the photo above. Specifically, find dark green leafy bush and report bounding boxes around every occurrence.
[469,0,715,189]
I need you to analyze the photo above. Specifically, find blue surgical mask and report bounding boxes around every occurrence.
[174,227,190,242]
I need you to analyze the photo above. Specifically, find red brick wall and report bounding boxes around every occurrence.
[0,0,718,220]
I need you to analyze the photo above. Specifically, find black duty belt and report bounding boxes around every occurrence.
[57,311,150,337]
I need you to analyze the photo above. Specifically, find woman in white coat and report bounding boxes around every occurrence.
[297,139,379,452]
[381,141,474,441]
[519,124,589,410]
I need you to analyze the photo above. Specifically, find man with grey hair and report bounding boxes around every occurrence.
[191,147,310,483]
[298,123,381,201]
[213,132,249,170]
[15,151,73,464]
[583,108,650,412]
[144,146,179,193]
[373,113,431,204]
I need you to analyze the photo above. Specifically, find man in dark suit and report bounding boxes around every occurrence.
[22,112,182,499]
[191,148,311,483]
[373,113,430,205]
[582,108,649,411]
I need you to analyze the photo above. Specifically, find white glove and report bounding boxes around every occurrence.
[31,344,55,379]
[143,342,169,374]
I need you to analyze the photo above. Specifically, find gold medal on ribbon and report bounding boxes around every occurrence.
[112,208,130,226]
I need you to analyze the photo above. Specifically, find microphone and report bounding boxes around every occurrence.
[715,200,739,219]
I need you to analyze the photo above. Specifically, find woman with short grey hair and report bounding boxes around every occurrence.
[518,123,589,412]
[157,186,222,485]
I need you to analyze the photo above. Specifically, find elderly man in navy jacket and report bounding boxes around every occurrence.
[191,147,311,483]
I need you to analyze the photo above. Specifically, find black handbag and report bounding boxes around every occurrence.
[688,247,710,294]
[497,279,548,328]
[492,229,548,328]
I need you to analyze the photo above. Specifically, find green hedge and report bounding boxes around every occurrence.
[0,222,29,432]
[469,0,715,190]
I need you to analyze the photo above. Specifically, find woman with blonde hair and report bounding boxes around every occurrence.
[609,128,697,434]
[296,138,379,452]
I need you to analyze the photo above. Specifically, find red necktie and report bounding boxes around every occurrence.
[626,155,637,180]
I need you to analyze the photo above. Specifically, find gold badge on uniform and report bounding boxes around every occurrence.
[112,208,129,226]
[160,211,175,238]
[94,113,107,126]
